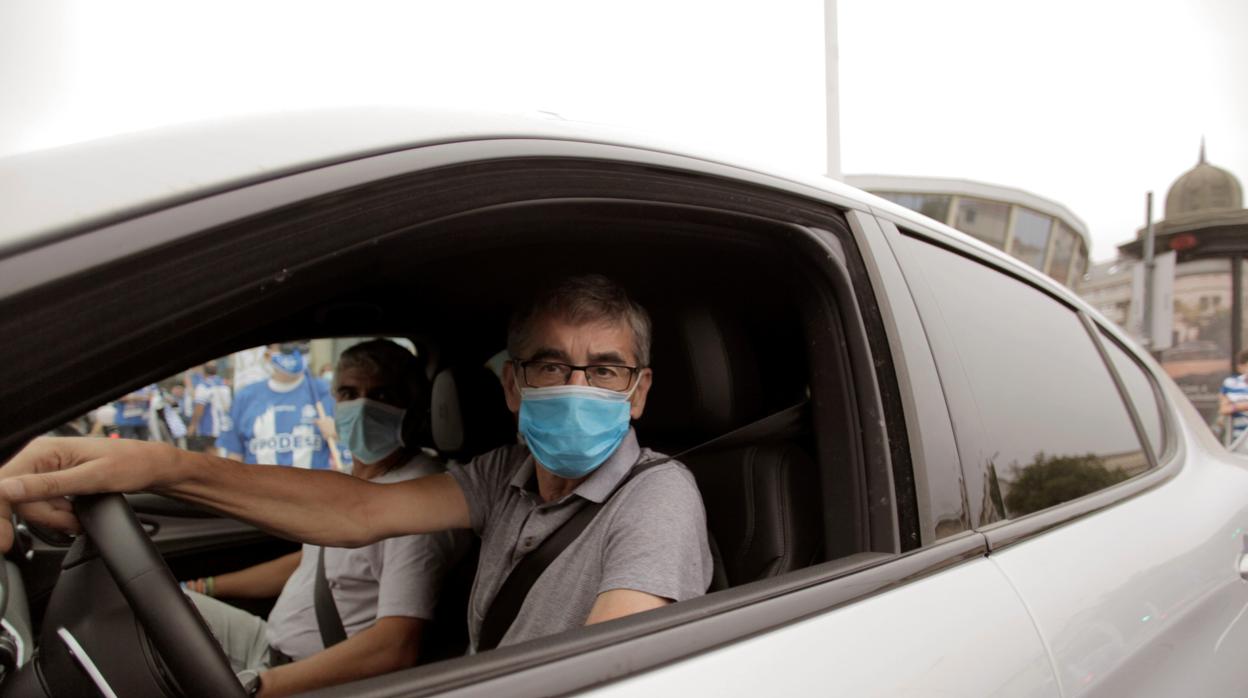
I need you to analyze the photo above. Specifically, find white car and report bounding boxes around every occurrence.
[0,109,1246,697]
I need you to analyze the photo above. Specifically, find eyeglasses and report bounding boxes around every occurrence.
[515,360,642,392]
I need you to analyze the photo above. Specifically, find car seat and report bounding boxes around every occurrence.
[418,364,515,662]
[638,305,821,590]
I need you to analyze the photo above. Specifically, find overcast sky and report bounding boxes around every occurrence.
[2,0,1244,262]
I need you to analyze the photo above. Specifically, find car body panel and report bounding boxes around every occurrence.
[0,136,873,302]
[0,107,876,256]
[581,557,1057,698]
[989,381,1248,697]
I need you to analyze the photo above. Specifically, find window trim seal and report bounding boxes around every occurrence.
[1080,310,1160,469]
[1092,319,1179,465]
[846,212,967,547]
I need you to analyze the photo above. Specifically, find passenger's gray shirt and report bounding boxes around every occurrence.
[267,454,469,659]
[449,428,712,650]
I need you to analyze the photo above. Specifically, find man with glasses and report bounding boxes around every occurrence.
[0,275,713,664]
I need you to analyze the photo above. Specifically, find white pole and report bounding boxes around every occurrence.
[1143,191,1155,349]
[824,0,841,180]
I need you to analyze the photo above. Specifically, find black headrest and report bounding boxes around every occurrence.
[637,305,763,449]
[431,366,516,461]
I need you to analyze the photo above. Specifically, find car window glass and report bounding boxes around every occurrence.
[1099,331,1165,459]
[67,337,414,472]
[899,235,1150,519]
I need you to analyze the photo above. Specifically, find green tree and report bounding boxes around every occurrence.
[1004,452,1129,517]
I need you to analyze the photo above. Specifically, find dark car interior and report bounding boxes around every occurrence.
[0,164,913,695]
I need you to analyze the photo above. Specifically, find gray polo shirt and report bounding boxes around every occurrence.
[267,454,470,659]
[449,428,712,650]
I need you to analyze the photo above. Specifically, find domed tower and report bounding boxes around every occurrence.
[1112,142,1248,423]
[1164,141,1244,220]
[1120,141,1248,250]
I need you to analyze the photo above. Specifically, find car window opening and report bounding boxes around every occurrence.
[16,192,904,692]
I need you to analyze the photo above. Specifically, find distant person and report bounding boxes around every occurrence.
[155,382,189,447]
[1219,349,1248,446]
[183,339,467,695]
[112,385,155,440]
[217,345,343,469]
[167,382,188,415]
[232,346,273,392]
[187,361,233,454]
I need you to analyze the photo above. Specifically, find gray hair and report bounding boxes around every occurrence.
[507,275,652,366]
[335,339,427,406]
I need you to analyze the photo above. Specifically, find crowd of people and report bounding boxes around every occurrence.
[83,345,349,471]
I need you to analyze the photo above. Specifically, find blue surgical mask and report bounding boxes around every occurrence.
[518,384,632,479]
[270,350,305,375]
[336,398,406,464]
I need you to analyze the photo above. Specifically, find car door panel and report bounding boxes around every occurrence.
[990,433,1248,697]
[583,557,1058,698]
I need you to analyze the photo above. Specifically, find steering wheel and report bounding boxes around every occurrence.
[73,494,244,698]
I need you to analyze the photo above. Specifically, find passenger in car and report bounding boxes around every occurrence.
[0,275,713,659]
[183,339,469,695]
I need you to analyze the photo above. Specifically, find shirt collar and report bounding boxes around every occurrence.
[507,428,642,504]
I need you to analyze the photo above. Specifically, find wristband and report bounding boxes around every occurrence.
[205,576,215,597]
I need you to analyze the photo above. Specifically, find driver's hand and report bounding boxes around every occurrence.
[0,436,174,552]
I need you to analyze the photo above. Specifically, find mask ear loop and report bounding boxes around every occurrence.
[513,361,527,394]
[620,367,646,398]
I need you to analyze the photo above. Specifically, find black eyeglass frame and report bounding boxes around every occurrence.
[513,359,645,391]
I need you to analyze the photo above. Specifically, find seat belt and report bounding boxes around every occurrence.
[476,399,808,651]
[314,546,348,648]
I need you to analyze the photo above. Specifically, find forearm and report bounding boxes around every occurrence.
[156,449,381,547]
[259,618,424,697]
[210,551,301,598]
[0,438,468,553]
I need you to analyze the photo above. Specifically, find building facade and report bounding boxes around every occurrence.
[846,174,1090,288]
[1079,145,1247,424]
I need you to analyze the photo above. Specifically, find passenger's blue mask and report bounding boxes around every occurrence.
[270,350,304,375]
[518,385,633,479]
[336,398,406,465]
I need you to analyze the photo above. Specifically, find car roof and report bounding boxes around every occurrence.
[0,107,875,256]
[0,106,1085,312]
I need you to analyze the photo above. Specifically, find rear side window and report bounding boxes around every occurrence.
[898,235,1151,519]
[1098,330,1165,459]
